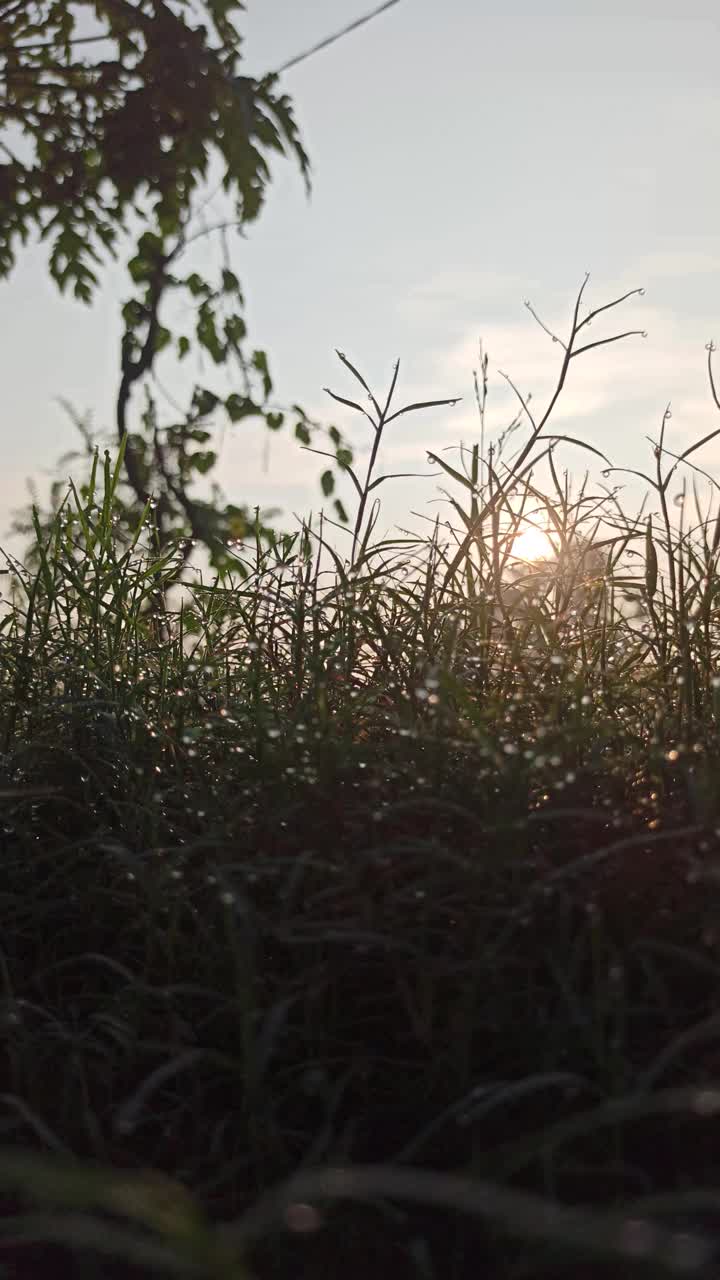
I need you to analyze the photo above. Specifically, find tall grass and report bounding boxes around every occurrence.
[2,279,720,1277]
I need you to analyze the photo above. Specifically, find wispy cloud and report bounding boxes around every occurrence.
[433,298,718,446]
[627,250,720,282]
[394,267,541,323]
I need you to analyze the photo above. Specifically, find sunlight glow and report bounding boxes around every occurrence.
[510,523,556,563]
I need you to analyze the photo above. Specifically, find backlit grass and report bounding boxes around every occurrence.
[2,280,720,1278]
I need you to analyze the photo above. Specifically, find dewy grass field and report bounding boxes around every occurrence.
[4,279,720,1278]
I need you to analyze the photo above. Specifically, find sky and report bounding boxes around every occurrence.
[1,0,720,562]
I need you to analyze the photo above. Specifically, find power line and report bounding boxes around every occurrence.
[274,0,402,76]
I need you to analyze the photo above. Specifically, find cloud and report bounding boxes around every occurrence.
[627,250,720,282]
[394,266,540,322]
[433,298,718,442]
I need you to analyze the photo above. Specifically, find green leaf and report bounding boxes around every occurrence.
[189,451,217,475]
[193,388,220,417]
[224,313,246,345]
[157,206,181,237]
[74,278,93,303]
[177,335,190,360]
[335,446,353,470]
[196,307,225,363]
[127,255,150,283]
[265,411,284,430]
[251,349,272,398]
[186,272,208,298]
[294,421,311,445]
[221,268,241,296]
[334,498,349,523]
[320,470,334,497]
[121,299,143,326]
[137,231,163,257]
[226,393,260,422]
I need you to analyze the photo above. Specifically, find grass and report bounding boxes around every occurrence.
[3,278,720,1277]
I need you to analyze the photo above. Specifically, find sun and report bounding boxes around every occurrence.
[510,523,556,563]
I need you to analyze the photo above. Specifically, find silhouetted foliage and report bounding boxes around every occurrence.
[1,0,352,577]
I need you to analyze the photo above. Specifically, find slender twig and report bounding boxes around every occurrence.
[7,33,114,54]
[575,286,646,333]
[497,370,537,433]
[275,0,403,75]
[524,300,567,350]
[571,329,647,359]
[706,341,720,412]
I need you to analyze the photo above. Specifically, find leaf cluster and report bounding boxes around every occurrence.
[0,0,309,300]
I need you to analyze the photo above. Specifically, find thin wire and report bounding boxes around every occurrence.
[274,0,402,75]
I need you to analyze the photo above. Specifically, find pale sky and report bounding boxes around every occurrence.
[2,0,720,560]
